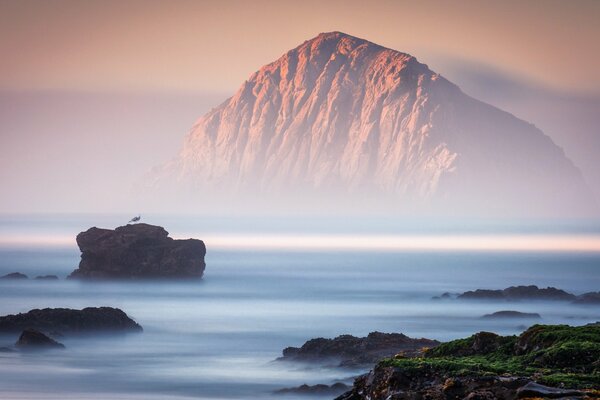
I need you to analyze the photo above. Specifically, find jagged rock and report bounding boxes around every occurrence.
[457,285,577,301]
[279,331,439,368]
[481,311,542,319]
[0,307,142,334]
[275,382,349,396]
[34,275,59,280]
[516,382,583,398]
[15,329,65,350]
[68,223,206,279]
[0,272,28,280]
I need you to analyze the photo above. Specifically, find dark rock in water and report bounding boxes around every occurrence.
[574,292,600,304]
[457,285,576,301]
[0,346,15,352]
[516,382,583,398]
[280,331,439,368]
[432,292,457,300]
[0,272,28,280]
[275,382,350,396]
[481,311,542,319]
[68,223,206,279]
[0,307,142,334]
[34,275,59,280]
[15,329,65,350]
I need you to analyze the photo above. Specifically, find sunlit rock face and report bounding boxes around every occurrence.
[155,32,595,216]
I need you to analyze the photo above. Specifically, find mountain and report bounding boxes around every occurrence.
[152,32,596,216]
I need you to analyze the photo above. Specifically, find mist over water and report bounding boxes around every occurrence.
[0,215,599,399]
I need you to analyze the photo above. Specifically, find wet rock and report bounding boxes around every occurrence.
[34,275,59,280]
[0,307,142,334]
[481,311,541,319]
[0,272,28,280]
[275,382,349,396]
[68,223,206,279]
[15,329,65,350]
[280,331,439,368]
[516,382,583,398]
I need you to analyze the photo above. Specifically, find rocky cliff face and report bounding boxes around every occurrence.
[154,31,595,216]
[68,223,206,279]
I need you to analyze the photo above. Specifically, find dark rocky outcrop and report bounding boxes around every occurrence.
[574,292,600,305]
[15,329,65,350]
[279,332,439,368]
[275,382,349,396]
[458,285,576,301]
[34,275,59,280]
[0,272,28,280]
[481,311,541,319]
[336,324,600,400]
[0,307,142,335]
[68,223,206,279]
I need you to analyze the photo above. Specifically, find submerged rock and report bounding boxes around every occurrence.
[481,311,542,319]
[15,329,65,350]
[275,382,350,396]
[0,272,28,280]
[68,223,206,279]
[280,331,439,368]
[0,307,142,334]
[516,382,583,398]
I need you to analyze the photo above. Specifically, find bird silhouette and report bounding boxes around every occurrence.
[128,215,141,224]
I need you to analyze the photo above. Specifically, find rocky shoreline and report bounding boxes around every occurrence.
[335,323,600,399]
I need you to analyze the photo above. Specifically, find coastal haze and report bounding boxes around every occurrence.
[1,1,599,400]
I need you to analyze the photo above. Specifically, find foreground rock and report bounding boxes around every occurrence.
[336,323,600,399]
[481,311,541,319]
[458,285,576,301]
[68,223,206,279]
[0,307,142,334]
[15,329,65,350]
[280,332,439,368]
[275,382,350,396]
[0,272,28,280]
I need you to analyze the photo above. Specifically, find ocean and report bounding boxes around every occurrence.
[0,214,599,399]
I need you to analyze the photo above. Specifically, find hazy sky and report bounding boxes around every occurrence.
[1,0,599,94]
[0,0,599,214]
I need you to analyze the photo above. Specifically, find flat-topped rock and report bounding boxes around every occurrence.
[34,275,59,280]
[481,311,542,319]
[68,223,206,279]
[280,331,439,368]
[457,285,576,301]
[0,307,142,335]
[15,329,65,350]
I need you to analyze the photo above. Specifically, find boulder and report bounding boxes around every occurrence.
[481,311,542,319]
[68,223,206,279]
[280,331,439,368]
[0,307,142,334]
[15,329,65,350]
[0,272,28,280]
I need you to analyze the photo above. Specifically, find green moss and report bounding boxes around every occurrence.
[382,324,600,389]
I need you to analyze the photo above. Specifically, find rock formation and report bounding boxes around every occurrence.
[0,307,142,334]
[68,223,206,279]
[279,331,439,368]
[0,272,28,280]
[481,311,542,319]
[15,329,65,350]
[153,31,596,217]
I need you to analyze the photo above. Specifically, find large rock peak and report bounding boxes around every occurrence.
[153,32,596,217]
